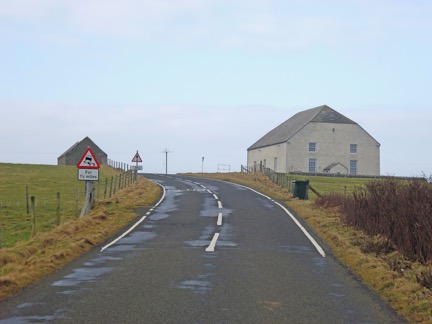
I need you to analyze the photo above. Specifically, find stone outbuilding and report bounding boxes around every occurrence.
[58,136,108,166]
[247,105,380,176]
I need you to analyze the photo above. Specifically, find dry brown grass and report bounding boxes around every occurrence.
[188,172,432,323]
[0,176,161,300]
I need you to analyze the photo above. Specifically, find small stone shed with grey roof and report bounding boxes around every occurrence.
[58,136,108,166]
[247,105,380,176]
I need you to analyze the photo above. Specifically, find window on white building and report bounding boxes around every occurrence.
[350,144,358,154]
[309,142,316,152]
[309,158,316,173]
[350,160,357,175]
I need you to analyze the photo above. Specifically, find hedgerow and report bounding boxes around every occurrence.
[343,179,432,263]
[315,179,432,292]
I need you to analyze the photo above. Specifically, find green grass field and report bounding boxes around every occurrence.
[0,163,122,248]
[288,174,372,198]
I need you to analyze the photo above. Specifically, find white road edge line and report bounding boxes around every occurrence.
[205,233,220,252]
[217,201,223,209]
[100,180,167,252]
[213,194,219,200]
[232,183,326,258]
[217,212,223,226]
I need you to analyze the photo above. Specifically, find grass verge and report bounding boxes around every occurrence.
[0,176,161,300]
[0,163,123,247]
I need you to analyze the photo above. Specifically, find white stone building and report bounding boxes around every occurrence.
[247,105,380,176]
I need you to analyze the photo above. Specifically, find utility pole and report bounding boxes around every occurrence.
[163,149,170,175]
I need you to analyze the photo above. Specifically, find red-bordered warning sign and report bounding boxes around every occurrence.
[131,151,142,163]
[77,148,101,169]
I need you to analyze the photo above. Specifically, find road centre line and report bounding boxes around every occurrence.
[101,178,223,253]
[100,180,166,252]
[206,187,223,227]
[205,233,220,252]
[217,212,223,226]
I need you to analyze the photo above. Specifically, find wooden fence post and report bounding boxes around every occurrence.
[109,177,113,198]
[56,192,61,226]
[30,196,36,238]
[104,178,108,199]
[113,176,117,194]
[26,186,30,215]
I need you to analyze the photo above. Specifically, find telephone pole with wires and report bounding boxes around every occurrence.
[162,149,171,175]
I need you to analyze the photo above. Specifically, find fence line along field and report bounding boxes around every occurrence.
[0,163,123,248]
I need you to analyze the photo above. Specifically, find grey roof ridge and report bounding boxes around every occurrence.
[58,141,80,158]
[57,136,108,159]
[247,105,327,151]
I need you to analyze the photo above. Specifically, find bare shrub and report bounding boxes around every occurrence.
[316,179,432,263]
[342,179,432,263]
[315,193,346,210]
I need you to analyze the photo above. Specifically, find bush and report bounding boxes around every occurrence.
[315,193,346,210]
[316,179,432,263]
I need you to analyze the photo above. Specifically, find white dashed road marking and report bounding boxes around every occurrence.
[217,212,223,226]
[205,233,220,252]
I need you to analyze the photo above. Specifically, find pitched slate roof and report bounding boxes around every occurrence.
[58,136,107,158]
[248,105,357,150]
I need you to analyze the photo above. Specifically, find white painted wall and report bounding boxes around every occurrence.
[248,122,380,176]
[247,142,287,173]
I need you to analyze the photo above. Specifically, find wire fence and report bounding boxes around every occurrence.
[0,170,136,248]
[241,165,427,198]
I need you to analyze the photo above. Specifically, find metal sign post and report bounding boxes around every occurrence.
[77,147,101,217]
[131,150,143,182]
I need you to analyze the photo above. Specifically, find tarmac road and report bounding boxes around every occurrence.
[0,174,404,323]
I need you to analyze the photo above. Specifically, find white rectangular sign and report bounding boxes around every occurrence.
[78,169,99,181]
[130,165,143,170]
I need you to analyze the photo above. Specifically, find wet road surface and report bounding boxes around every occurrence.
[0,174,404,323]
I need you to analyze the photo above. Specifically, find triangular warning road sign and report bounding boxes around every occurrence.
[131,151,142,163]
[77,148,101,169]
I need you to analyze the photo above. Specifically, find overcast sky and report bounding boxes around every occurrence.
[1,0,431,176]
